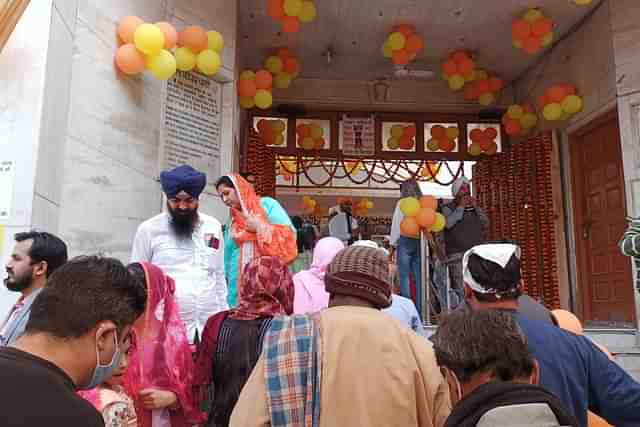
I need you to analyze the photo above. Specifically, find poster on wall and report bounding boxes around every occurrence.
[160,71,222,194]
[342,115,375,156]
[0,159,15,221]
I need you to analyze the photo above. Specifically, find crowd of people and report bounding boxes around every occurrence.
[2,164,640,427]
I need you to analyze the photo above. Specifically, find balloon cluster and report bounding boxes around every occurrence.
[399,196,446,238]
[539,84,584,121]
[502,104,538,137]
[238,69,274,109]
[382,24,425,66]
[344,160,364,177]
[462,70,504,106]
[296,122,326,150]
[441,50,476,92]
[257,119,286,146]
[277,156,298,181]
[426,125,458,153]
[420,161,442,182]
[468,128,499,156]
[301,195,317,214]
[512,8,554,55]
[387,125,417,150]
[264,48,300,89]
[353,198,374,216]
[267,0,317,33]
[115,17,224,80]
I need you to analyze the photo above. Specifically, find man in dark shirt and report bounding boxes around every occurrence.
[460,242,640,427]
[0,256,147,427]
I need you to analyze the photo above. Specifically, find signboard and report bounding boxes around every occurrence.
[160,71,222,194]
[342,115,375,156]
[0,159,15,220]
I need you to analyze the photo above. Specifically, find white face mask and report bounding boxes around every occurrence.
[78,329,122,390]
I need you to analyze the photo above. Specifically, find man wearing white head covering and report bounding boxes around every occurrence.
[441,176,489,305]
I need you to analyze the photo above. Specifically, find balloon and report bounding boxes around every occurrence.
[406,34,424,53]
[255,70,273,90]
[448,74,465,91]
[238,78,257,98]
[532,18,553,37]
[207,30,224,53]
[155,22,178,49]
[446,127,459,140]
[404,125,417,138]
[240,70,256,80]
[399,135,414,150]
[431,212,446,233]
[239,96,255,109]
[442,60,458,76]
[400,217,420,238]
[488,77,503,92]
[420,195,438,210]
[512,19,531,40]
[283,57,300,75]
[115,44,146,75]
[145,50,177,80]
[311,124,324,139]
[265,56,284,74]
[388,32,406,50]
[314,137,325,150]
[485,141,498,155]
[118,16,144,44]
[277,48,291,60]
[505,119,522,136]
[271,120,286,133]
[476,79,490,94]
[562,95,584,114]
[521,113,538,129]
[552,309,584,335]
[426,138,439,151]
[297,124,311,137]
[179,25,208,53]
[469,142,482,156]
[395,24,415,37]
[400,197,420,217]
[301,136,315,150]
[508,105,524,120]
[392,49,410,66]
[522,36,541,54]
[478,93,495,106]
[134,24,165,56]
[474,69,489,81]
[284,0,303,17]
[282,16,301,33]
[478,136,493,151]
[543,103,563,121]
[390,125,404,138]
[513,39,523,49]
[542,32,554,47]
[267,0,285,18]
[524,8,543,24]
[575,0,593,4]
[382,41,394,58]
[274,72,292,89]
[299,0,317,23]
[255,89,273,109]
[547,85,567,103]
[484,127,498,140]
[387,137,400,150]
[458,58,474,75]
[439,138,456,152]
[469,128,484,142]
[197,50,221,75]
[175,47,196,71]
[273,134,285,146]
[431,125,446,139]
[416,208,436,229]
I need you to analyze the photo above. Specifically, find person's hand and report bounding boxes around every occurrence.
[243,213,260,233]
[138,388,178,410]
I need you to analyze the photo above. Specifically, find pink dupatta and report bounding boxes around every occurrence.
[124,262,203,426]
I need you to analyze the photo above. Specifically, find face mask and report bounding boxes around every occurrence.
[79,329,122,390]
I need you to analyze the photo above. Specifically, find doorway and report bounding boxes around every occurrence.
[570,111,635,325]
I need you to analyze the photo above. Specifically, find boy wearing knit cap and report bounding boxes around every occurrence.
[231,246,451,427]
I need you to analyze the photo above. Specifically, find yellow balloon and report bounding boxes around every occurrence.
[507,105,524,120]
[391,125,404,138]
[446,127,460,140]
[524,8,543,24]
[311,124,323,138]
[464,71,475,82]
[367,201,374,209]
[387,137,400,150]
[301,136,315,150]
[542,32,553,47]
[513,39,523,49]
[240,70,256,80]
[146,50,176,80]
[284,0,303,17]
[197,50,221,76]
[521,113,538,129]
[543,103,563,121]
[239,96,255,109]
[399,197,421,217]
[388,32,406,51]
[448,74,465,91]
[274,72,292,89]
[273,134,285,146]
[562,95,584,114]
[255,89,273,109]
[574,0,592,5]
[382,41,394,58]
[134,23,165,56]
[478,92,495,106]
[426,138,439,152]
[469,142,482,156]
[207,31,224,53]
[265,56,284,74]
[271,120,286,133]
[431,212,446,232]
[299,0,317,23]
[175,47,196,71]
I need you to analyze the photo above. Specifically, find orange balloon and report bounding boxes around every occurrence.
[420,195,438,210]
[504,119,522,136]
[522,104,534,113]
[283,57,300,74]
[488,77,503,92]
[255,70,273,90]
[404,125,417,138]
[115,44,146,75]
[267,0,285,18]
[278,47,292,60]
[416,208,436,229]
[562,84,577,96]
[296,123,311,138]
[522,36,541,54]
[476,79,490,95]
[532,18,553,37]
[392,49,410,66]
[452,50,469,63]
[314,137,325,150]
[484,127,498,140]
[282,16,300,33]
[395,24,416,38]
[478,136,493,151]
[547,85,567,103]
[399,135,414,150]
[442,60,458,75]
[431,125,446,139]
[155,22,178,49]
[238,78,257,98]
[537,94,548,108]
[552,309,584,335]
[179,25,208,53]
[405,34,424,54]
[257,119,271,134]
[469,128,484,143]
[439,138,456,152]
[512,19,531,40]
[458,58,474,75]
[400,217,420,237]
[485,141,498,155]
[118,16,144,44]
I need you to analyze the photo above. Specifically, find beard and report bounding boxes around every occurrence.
[167,202,199,239]
[4,269,33,292]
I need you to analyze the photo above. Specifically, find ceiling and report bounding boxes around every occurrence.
[238,0,604,82]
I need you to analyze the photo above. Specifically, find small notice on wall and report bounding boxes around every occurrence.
[0,160,15,220]
[160,71,222,194]
[342,115,375,157]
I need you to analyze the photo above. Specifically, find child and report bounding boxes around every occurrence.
[79,346,137,427]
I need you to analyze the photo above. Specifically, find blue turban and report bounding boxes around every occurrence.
[160,165,207,199]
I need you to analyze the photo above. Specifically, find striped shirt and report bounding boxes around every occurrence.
[619,218,640,291]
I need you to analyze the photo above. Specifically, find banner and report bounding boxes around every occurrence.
[342,115,375,156]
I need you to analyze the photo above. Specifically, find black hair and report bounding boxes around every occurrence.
[215,175,235,191]
[15,231,68,278]
[26,256,147,338]
[467,252,522,302]
[432,309,535,383]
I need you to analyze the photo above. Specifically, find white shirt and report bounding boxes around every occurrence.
[130,212,228,343]
[390,201,403,247]
[383,294,425,336]
[328,212,358,243]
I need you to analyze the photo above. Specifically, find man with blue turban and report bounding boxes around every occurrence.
[131,165,228,343]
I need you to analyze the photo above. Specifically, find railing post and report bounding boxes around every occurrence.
[421,230,431,325]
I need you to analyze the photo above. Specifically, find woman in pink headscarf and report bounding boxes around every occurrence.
[292,237,345,314]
